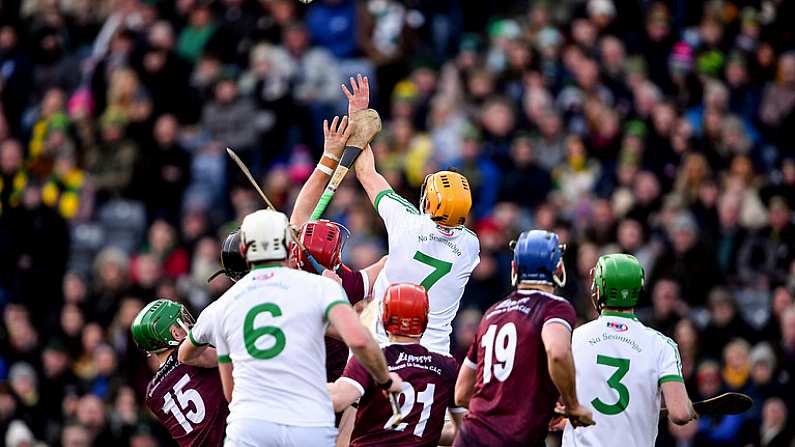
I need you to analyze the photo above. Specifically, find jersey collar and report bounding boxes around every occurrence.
[252,264,282,271]
[600,311,639,321]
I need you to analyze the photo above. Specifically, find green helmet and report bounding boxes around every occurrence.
[131,299,194,353]
[591,254,645,312]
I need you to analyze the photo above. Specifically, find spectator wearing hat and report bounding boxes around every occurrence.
[702,287,757,360]
[746,343,786,423]
[649,211,721,305]
[8,363,46,438]
[738,196,795,288]
[498,134,551,211]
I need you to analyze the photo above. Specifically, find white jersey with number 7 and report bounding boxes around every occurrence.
[562,312,685,447]
[370,189,480,355]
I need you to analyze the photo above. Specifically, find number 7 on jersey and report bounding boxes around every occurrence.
[413,251,452,291]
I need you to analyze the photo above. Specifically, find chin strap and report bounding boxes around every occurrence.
[553,260,567,288]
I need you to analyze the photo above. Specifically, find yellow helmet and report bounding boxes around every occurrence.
[420,171,472,227]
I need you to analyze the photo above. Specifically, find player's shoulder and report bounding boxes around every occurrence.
[572,319,601,340]
[376,189,421,215]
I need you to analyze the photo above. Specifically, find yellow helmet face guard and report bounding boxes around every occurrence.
[419,171,472,227]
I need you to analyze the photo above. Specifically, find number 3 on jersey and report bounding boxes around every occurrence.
[413,251,452,291]
[481,323,517,383]
[162,374,206,434]
[592,355,631,415]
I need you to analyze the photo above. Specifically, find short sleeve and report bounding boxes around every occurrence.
[189,301,218,347]
[339,355,371,397]
[657,335,684,385]
[338,268,366,305]
[215,331,231,364]
[463,332,479,370]
[542,299,576,333]
[374,189,420,234]
[319,277,351,322]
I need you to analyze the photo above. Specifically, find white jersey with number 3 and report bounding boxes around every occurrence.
[562,312,684,447]
[370,189,480,354]
[189,266,349,428]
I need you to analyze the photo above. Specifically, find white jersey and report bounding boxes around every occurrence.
[370,189,480,354]
[562,312,684,447]
[189,266,349,427]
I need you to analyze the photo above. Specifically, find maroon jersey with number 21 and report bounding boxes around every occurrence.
[342,343,460,447]
[144,350,229,447]
[456,290,576,447]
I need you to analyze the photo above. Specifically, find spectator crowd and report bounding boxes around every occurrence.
[0,0,794,445]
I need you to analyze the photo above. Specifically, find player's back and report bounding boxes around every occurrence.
[214,266,346,427]
[562,312,684,447]
[460,290,576,447]
[144,351,228,447]
[346,343,459,447]
[371,190,480,354]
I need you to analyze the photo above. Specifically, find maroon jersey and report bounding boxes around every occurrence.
[144,350,229,447]
[325,267,367,382]
[342,343,459,447]
[456,290,576,447]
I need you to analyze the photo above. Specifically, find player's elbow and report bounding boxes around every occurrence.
[667,405,694,425]
[344,328,372,351]
[453,389,469,408]
[545,346,569,365]
[177,343,191,364]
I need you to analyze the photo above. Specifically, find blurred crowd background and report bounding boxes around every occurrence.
[0,0,794,445]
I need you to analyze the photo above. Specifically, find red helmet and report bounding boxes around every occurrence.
[292,220,350,272]
[381,283,429,338]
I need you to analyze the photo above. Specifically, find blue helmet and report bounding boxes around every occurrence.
[511,230,566,287]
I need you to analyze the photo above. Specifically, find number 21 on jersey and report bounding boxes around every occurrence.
[481,322,517,383]
[384,382,436,437]
[162,373,206,434]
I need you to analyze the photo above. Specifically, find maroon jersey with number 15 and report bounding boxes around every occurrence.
[342,343,460,447]
[456,290,576,447]
[144,350,229,447]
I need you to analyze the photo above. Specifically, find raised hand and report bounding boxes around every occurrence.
[342,74,370,116]
[323,115,352,161]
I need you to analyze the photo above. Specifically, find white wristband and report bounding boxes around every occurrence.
[316,163,334,176]
[322,152,340,162]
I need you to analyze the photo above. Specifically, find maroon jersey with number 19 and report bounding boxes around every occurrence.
[144,350,229,447]
[342,343,460,447]
[456,290,576,447]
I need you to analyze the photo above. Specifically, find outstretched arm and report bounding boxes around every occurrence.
[342,75,392,205]
[353,144,392,206]
[291,116,352,227]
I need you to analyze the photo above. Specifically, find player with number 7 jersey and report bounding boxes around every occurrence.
[352,135,480,354]
[342,75,478,356]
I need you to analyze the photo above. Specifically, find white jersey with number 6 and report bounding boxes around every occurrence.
[370,189,480,355]
[189,266,349,428]
[562,312,684,447]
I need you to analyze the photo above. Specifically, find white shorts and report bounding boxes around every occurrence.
[225,419,337,447]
